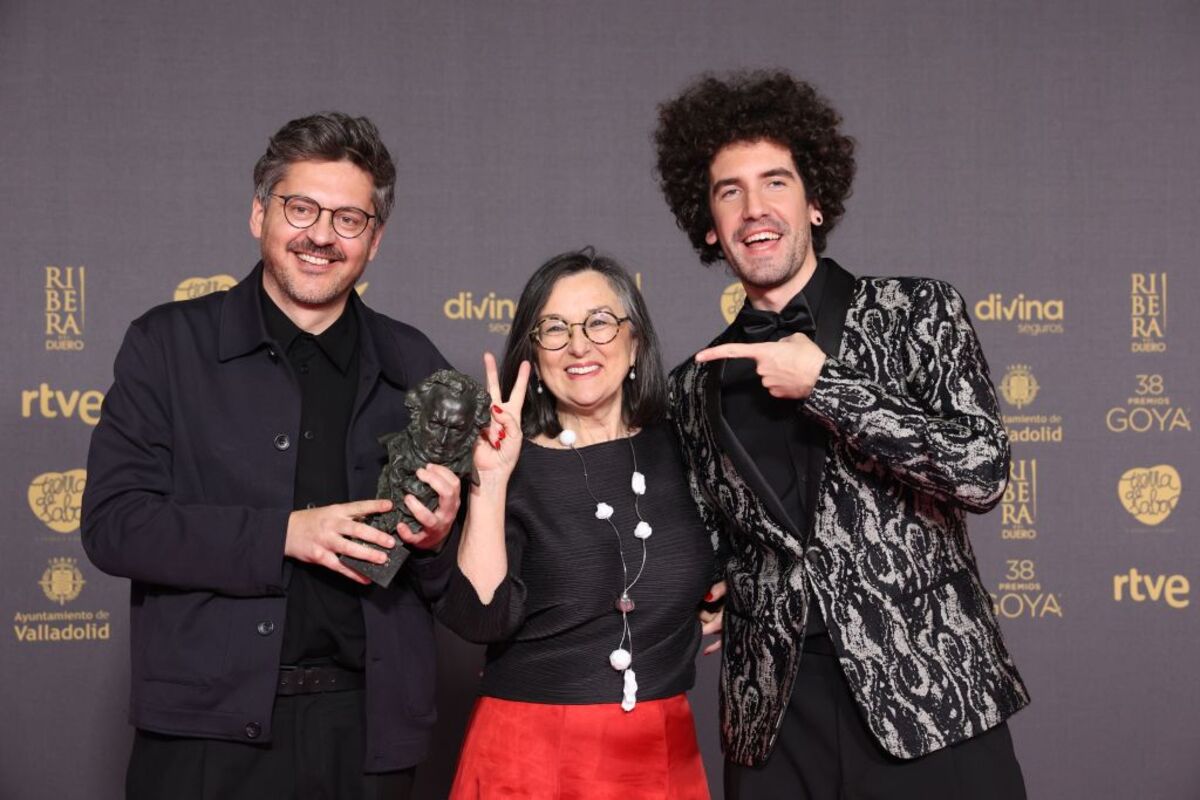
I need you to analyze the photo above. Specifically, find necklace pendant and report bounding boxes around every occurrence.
[615,593,635,613]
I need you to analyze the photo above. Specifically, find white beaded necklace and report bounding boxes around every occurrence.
[558,426,651,711]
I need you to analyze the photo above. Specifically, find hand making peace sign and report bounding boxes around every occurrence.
[473,352,531,486]
[695,332,828,400]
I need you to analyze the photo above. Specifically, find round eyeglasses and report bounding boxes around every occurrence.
[530,311,630,351]
[271,194,377,239]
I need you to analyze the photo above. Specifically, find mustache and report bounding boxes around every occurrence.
[287,238,345,261]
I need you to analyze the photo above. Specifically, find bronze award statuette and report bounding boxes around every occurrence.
[340,369,491,587]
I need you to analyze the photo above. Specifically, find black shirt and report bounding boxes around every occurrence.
[720,260,830,639]
[261,292,367,670]
[437,423,714,704]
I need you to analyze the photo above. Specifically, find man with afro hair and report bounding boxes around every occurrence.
[657,71,1029,798]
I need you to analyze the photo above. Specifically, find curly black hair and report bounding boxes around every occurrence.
[654,71,856,263]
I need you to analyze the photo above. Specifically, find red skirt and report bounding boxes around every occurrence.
[449,694,711,799]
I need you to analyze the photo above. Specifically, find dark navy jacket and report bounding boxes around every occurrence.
[82,263,455,772]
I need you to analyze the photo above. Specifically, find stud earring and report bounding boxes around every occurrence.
[628,364,636,381]
[813,212,824,226]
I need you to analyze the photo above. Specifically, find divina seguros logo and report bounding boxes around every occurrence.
[446,274,643,336]
[973,293,1063,336]
[444,291,516,335]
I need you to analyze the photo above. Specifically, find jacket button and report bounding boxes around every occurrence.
[256,621,275,636]
[274,434,291,451]
[267,348,278,361]
[244,722,261,739]
[303,430,314,440]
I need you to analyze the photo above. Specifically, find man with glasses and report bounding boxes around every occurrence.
[83,112,460,799]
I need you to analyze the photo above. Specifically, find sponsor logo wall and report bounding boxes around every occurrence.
[2,10,1196,797]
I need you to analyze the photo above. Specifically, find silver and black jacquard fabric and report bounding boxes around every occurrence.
[669,276,1030,767]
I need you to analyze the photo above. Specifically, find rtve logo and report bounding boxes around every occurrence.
[1112,569,1190,609]
[20,384,104,426]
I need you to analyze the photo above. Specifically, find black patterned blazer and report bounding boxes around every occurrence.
[669,260,1029,766]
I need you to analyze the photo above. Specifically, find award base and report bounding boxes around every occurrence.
[339,540,411,588]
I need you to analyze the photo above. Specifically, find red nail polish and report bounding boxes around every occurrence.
[492,404,503,415]
[705,592,714,602]
[492,439,501,450]
[498,428,507,440]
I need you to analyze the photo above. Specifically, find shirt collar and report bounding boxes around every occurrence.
[735,257,830,324]
[260,283,359,374]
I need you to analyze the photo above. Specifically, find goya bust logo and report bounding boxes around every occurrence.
[720,282,747,325]
[174,274,237,301]
[1118,465,1181,527]
[27,469,86,533]
[39,558,86,605]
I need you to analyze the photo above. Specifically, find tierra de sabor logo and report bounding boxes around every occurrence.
[720,282,748,325]
[27,469,86,533]
[12,559,111,642]
[1130,272,1166,353]
[173,275,369,302]
[998,365,1062,444]
[1117,465,1181,527]
[20,383,104,426]
[1112,568,1189,609]
[992,558,1062,619]
[174,274,237,301]
[1000,459,1038,540]
[1106,374,1191,434]
[45,265,85,351]
[973,293,1063,336]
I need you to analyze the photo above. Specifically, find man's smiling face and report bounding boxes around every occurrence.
[706,139,821,302]
[251,158,383,321]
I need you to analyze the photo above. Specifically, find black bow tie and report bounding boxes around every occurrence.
[734,293,816,343]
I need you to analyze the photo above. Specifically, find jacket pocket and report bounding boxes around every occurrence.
[137,591,233,686]
[897,568,990,628]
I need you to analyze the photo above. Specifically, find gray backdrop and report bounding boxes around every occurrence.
[2,1,1197,797]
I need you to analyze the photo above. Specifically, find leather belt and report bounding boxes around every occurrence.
[277,664,365,696]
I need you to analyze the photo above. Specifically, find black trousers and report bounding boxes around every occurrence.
[725,647,1027,800]
[126,690,414,800]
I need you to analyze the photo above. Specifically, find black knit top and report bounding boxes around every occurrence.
[437,422,714,704]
